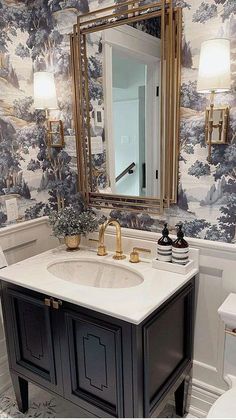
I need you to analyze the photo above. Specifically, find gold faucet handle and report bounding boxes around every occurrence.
[129,247,151,263]
[89,238,107,256]
[97,244,107,256]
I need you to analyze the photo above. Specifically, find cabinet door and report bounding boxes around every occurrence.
[63,310,124,417]
[143,282,194,417]
[3,288,63,394]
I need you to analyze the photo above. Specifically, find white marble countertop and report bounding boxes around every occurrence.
[0,246,198,324]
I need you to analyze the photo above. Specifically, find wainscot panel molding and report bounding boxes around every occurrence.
[0,217,59,395]
[0,217,58,265]
[86,227,236,417]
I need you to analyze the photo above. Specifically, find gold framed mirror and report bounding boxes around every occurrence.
[70,0,182,214]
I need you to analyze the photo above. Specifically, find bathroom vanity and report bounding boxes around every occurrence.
[0,247,197,418]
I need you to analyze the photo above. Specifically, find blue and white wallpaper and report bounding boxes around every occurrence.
[0,0,235,243]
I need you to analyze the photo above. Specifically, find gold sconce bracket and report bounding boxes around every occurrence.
[48,120,65,148]
[205,104,229,162]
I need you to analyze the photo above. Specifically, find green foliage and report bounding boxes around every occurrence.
[188,161,211,178]
[110,210,154,231]
[13,97,35,122]
[25,202,45,220]
[182,219,210,238]
[220,0,236,21]
[179,115,206,161]
[192,2,217,23]
[211,143,236,181]
[205,225,229,242]
[48,0,89,13]
[0,1,21,53]
[193,0,236,24]
[174,0,191,8]
[178,184,189,211]
[182,37,193,68]
[15,43,30,59]
[49,205,101,237]
[0,211,7,228]
[27,159,40,171]
[181,81,207,111]
[218,193,236,242]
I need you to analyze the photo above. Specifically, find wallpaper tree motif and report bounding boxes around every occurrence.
[0,0,235,243]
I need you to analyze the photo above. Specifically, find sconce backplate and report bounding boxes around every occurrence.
[205,106,229,145]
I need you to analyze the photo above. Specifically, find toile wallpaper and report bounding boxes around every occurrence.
[0,0,235,243]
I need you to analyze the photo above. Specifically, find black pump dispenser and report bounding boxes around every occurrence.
[158,223,172,246]
[157,222,172,262]
[172,223,189,265]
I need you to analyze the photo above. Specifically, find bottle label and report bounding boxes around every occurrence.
[172,247,189,265]
[157,244,172,250]
[157,244,172,262]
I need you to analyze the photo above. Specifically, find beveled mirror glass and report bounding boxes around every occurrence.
[70,0,182,213]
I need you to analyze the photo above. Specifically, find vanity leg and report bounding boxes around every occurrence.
[174,378,186,417]
[11,373,29,413]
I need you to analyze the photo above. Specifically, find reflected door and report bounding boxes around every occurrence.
[103,24,161,198]
[112,51,146,196]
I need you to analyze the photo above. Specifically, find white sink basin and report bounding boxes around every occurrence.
[47,258,144,289]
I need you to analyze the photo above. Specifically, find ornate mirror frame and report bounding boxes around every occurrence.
[70,0,182,214]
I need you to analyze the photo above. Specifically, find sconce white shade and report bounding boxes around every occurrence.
[197,38,231,93]
[33,71,58,109]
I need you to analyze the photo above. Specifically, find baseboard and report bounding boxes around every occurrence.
[188,379,225,418]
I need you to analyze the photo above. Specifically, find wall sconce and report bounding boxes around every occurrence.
[33,71,64,148]
[197,38,231,161]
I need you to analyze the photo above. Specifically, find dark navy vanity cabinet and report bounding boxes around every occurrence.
[1,278,195,418]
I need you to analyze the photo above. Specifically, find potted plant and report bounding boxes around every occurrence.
[49,205,101,251]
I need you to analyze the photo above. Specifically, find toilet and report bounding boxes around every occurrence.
[207,293,236,418]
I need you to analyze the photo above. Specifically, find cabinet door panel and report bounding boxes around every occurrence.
[143,283,194,416]
[65,311,123,417]
[16,298,51,373]
[5,289,62,393]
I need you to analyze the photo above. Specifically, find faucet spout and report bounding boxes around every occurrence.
[97,219,126,260]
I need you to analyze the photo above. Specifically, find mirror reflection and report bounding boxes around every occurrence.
[87,17,161,198]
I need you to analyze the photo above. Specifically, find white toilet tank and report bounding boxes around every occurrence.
[218,293,236,385]
[207,294,236,418]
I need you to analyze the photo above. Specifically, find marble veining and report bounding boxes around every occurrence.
[47,258,144,289]
[0,246,198,324]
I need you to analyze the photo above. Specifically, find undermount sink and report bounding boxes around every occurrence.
[47,258,144,289]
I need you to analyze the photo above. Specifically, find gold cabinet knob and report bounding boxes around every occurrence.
[44,297,52,307]
[129,247,151,263]
[44,298,62,309]
[52,299,62,310]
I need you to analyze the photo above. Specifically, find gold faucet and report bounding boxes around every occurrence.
[97,219,126,260]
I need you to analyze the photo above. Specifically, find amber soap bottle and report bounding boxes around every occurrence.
[172,224,189,265]
[157,223,172,262]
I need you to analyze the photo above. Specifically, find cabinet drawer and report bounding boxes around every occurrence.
[64,310,124,417]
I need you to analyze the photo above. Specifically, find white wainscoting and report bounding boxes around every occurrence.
[0,217,58,395]
[0,217,235,417]
[86,227,236,417]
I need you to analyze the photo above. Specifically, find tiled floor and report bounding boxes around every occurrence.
[0,384,198,418]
